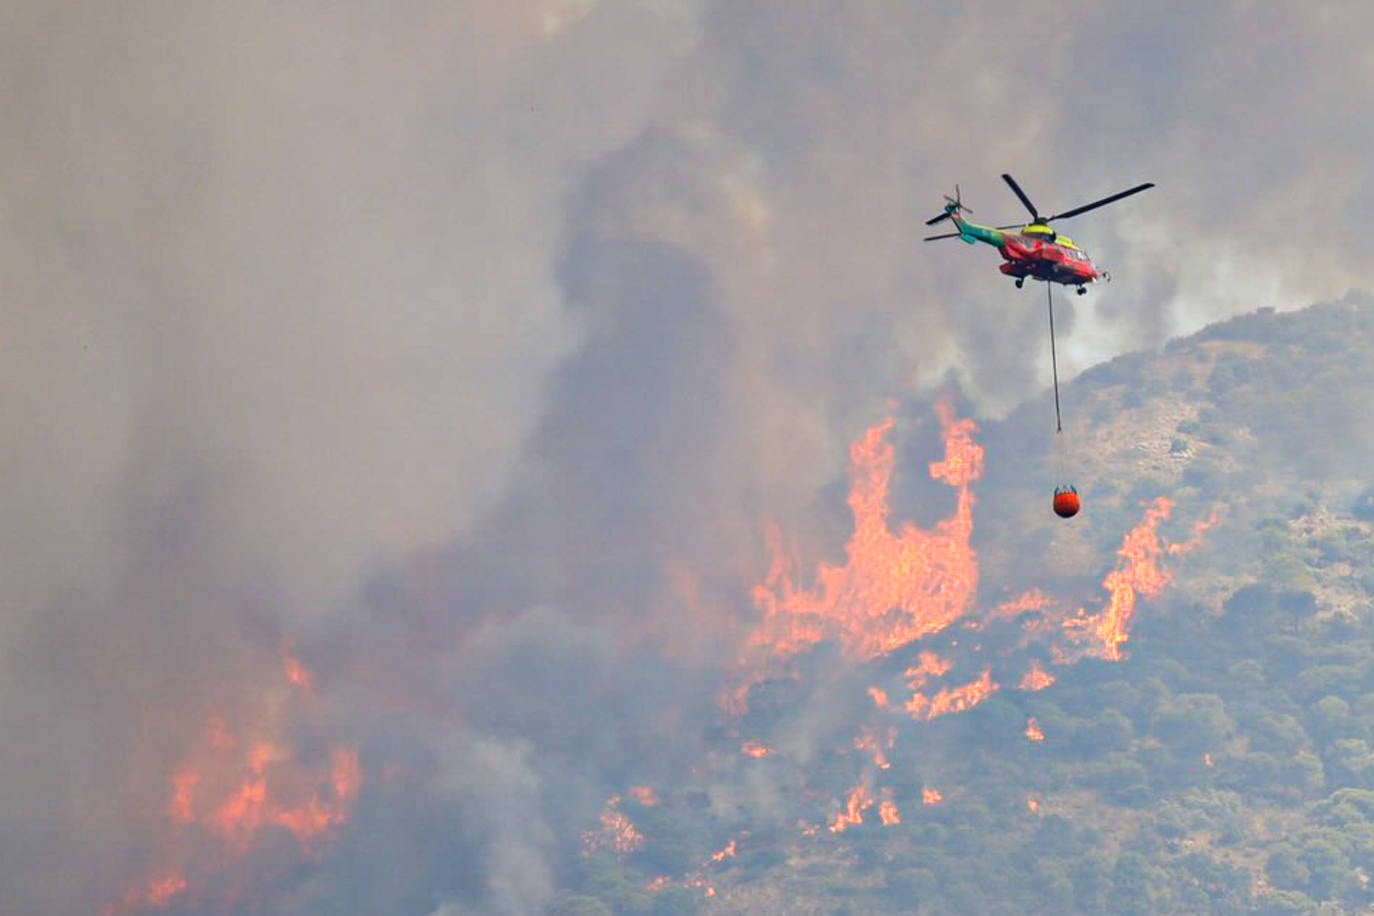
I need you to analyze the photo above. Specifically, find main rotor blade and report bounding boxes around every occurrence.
[1002,173,1041,220]
[925,212,951,226]
[994,223,1026,230]
[1047,182,1155,221]
[923,231,962,241]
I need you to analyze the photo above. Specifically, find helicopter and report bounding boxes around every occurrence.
[925,174,1154,295]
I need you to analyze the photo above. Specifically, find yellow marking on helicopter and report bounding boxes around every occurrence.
[1019,224,1079,248]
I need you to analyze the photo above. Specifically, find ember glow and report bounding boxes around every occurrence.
[904,651,954,692]
[583,796,646,856]
[855,727,896,769]
[986,589,1052,624]
[1019,660,1056,691]
[627,785,660,807]
[282,648,314,694]
[1025,717,1045,742]
[107,875,188,915]
[922,787,943,806]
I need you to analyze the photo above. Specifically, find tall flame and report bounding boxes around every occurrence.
[829,778,874,833]
[723,404,1212,864]
[1061,497,1186,661]
[749,403,982,663]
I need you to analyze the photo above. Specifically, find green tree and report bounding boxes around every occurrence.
[650,887,700,916]
[1107,851,1169,915]
[1154,693,1235,755]
[1265,846,1311,891]
[1324,739,1374,788]
[549,893,616,916]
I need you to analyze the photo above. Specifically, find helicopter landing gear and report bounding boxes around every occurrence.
[1075,286,1087,296]
[1015,278,1024,289]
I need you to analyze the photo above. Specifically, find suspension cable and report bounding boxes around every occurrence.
[1046,282,1063,434]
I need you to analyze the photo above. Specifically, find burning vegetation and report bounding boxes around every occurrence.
[108,652,361,915]
[685,401,1212,899]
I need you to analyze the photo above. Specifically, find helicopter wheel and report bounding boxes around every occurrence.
[1015,278,1024,289]
[1076,286,1087,296]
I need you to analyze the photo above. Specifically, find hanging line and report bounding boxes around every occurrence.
[1046,281,1063,434]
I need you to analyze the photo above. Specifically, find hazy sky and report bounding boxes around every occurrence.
[3,2,1372,913]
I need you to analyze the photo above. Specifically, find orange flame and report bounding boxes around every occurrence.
[740,741,771,759]
[169,766,198,823]
[1025,717,1045,742]
[985,589,1052,625]
[199,742,360,852]
[904,651,954,690]
[1027,796,1041,814]
[867,686,889,708]
[1019,660,1055,691]
[142,876,187,908]
[113,655,362,913]
[854,727,896,769]
[1070,497,1176,661]
[1169,511,1219,555]
[627,786,660,807]
[749,404,982,663]
[879,789,901,826]
[922,787,943,805]
[710,839,738,863]
[1203,752,1215,768]
[829,779,873,833]
[909,668,998,720]
[282,648,314,694]
[106,873,188,914]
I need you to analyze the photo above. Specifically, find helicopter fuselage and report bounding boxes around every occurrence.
[998,232,1099,286]
[948,212,1102,290]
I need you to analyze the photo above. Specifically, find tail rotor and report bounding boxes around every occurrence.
[925,184,972,226]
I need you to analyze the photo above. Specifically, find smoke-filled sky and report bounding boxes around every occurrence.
[3,2,1373,913]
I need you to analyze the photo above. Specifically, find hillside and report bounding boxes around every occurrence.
[553,294,1374,916]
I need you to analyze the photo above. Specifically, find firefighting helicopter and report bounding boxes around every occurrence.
[924,173,1154,295]
[925,173,1153,520]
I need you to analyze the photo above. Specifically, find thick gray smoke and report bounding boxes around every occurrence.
[3,2,1373,913]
